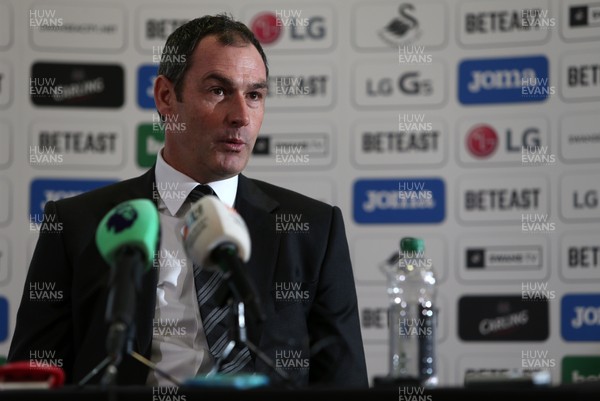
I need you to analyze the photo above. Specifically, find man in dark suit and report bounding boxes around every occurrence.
[8,14,368,388]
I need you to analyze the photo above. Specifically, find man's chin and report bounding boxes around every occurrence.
[213,158,248,178]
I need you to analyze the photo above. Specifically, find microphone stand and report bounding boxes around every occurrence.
[79,245,182,388]
[210,269,295,388]
[77,323,182,388]
[79,250,294,389]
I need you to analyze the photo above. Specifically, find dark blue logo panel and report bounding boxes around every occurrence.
[353,178,445,224]
[0,296,8,342]
[459,55,549,105]
[30,178,117,217]
[137,64,158,109]
[562,294,600,341]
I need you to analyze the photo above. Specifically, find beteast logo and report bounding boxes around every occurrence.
[29,178,117,217]
[567,243,600,269]
[561,294,600,341]
[378,3,421,46]
[0,178,9,226]
[0,239,9,286]
[30,62,124,108]
[463,184,542,214]
[361,127,440,155]
[29,121,123,169]
[459,55,549,104]
[569,4,600,28]
[267,75,328,97]
[144,18,188,41]
[0,60,12,109]
[463,6,553,34]
[353,178,445,224]
[0,296,7,342]
[458,295,549,341]
[35,129,118,155]
[138,64,158,109]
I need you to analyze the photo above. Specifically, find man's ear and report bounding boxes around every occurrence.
[154,75,177,116]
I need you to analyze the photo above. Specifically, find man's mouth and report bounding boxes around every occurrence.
[220,137,245,152]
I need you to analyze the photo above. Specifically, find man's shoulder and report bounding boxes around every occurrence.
[54,170,153,212]
[244,176,333,212]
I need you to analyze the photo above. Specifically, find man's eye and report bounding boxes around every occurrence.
[248,91,263,100]
[211,88,224,96]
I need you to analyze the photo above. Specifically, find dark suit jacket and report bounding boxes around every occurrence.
[8,168,368,388]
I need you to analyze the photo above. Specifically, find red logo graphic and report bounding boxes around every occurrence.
[250,13,282,45]
[466,124,498,158]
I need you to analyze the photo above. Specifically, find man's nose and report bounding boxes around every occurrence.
[226,92,250,128]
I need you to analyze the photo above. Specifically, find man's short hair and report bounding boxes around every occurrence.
[158,13,269,101]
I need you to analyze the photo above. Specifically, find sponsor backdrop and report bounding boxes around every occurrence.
[0,0,599,386]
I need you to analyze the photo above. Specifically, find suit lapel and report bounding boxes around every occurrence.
[130,167,160,357]
[234,174,280,353]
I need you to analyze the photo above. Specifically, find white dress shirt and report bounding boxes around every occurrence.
[146,149,238,386]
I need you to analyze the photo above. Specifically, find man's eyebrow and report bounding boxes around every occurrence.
[203,73,268,91]
[249,81,268,91]
[203,73,234,87]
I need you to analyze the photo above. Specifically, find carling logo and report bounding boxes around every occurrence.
[30,62,124,108]
[29,178,117,217]
[562,293,600,341]
[459,55,549,104]
[459,295,549,341]
[353,178,445,223]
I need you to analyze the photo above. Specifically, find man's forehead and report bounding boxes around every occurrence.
[193,35,257,60]
[189,38,266,81]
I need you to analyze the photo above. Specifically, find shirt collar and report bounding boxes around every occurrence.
[155,148,238,216]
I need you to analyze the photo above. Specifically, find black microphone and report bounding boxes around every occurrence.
[95,199,160,373]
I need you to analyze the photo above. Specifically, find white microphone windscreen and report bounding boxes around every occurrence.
[181,195,251,267]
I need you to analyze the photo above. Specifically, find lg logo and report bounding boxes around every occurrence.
[465,124,541,158]
[366,71,432,96]
[250,12,325,45]
[466,125,497,158]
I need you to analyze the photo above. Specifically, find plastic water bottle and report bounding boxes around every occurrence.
[381,237,438,387]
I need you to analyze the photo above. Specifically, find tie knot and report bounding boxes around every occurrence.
[188,184,216,203]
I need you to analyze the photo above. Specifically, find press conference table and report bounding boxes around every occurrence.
[1,383,599,401]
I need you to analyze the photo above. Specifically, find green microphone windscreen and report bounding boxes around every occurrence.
[95,199,160,270]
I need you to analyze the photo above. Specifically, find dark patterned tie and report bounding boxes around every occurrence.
[188,185,253,374]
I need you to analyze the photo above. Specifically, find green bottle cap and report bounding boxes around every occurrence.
[400,237,425,253]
